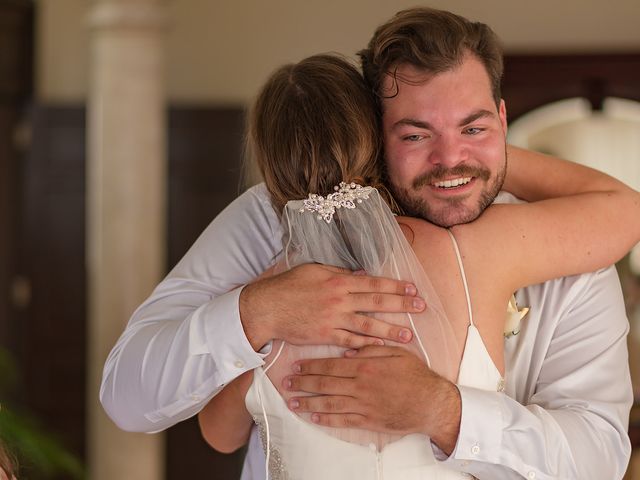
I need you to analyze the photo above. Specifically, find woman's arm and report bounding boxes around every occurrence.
[465,145,640,290]
[503,145,634,202]
[198,265,278,453]
[198,371,254,453]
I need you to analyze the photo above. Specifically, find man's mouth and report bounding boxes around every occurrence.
[432,177,472,189]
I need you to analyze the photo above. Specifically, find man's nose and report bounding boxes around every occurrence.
[427,135,467,167]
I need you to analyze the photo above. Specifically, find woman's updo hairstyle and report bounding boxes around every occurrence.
[248,54,397,213]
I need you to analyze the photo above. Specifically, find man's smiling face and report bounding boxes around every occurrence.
[382,54,508,227]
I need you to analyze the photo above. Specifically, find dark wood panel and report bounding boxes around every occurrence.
[165,417,246,480]
[0,0,33,371]
[0,0,33,99]
[21,106,87,463]
[503,53,640,121]
[166,106,248,480]
[167,106,247,264]
[0,106,18,351]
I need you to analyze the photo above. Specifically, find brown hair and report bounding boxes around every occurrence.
[358,7,504,107]
[0,439,17,479]
[248,54,397,213]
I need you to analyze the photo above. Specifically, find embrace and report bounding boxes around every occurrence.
[101,7,639,480]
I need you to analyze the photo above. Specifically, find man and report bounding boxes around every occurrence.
[100,7,632,479]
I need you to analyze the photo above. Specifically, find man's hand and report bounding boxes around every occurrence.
[239,263,424,351]
[283,345,461,454]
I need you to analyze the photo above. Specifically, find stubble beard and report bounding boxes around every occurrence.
[391,156,507,228]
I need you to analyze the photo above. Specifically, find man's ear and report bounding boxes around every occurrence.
[499,99,508,133]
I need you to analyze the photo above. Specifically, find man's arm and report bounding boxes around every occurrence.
[239,263,422,352]
[100,185,282,432]
[287,266,632,479]
[445,267,633,479]
[100,183,423,433]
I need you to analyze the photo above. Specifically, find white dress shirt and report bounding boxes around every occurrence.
[100,183,633,480]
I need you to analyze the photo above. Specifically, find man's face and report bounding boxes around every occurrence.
[382,55,508,227]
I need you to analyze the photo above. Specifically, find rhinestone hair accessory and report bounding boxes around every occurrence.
[299,182,374,223]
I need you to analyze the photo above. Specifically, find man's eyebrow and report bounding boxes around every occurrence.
[392,110,496,131]
[459,109,495,126]
[391,118,433,131]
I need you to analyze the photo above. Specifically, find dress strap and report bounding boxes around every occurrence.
[263,340,286,373]
[446,229,474,327]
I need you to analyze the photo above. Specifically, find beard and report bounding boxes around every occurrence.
[391,153,507,228]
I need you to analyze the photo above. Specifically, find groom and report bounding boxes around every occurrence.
[236,9,632,478]
[100,7,633,480]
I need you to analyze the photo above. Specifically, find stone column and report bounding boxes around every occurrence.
[86,1,167,479]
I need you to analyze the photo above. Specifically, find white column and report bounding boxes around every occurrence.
[86,1,167,479]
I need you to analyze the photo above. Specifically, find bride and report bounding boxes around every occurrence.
[198,54,640,479]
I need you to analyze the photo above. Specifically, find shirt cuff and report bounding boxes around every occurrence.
[435,385,504,471]
[190,286,271,384]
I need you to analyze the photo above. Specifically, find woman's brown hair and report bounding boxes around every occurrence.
[0,439,17,480]
[248,54,396,213]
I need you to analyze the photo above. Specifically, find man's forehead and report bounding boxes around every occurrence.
[382,56,490,87]
[380,58,496,114]
[380,64,435,96]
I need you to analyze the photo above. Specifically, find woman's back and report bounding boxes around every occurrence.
[400,215,513,377]
[244,188,505,479]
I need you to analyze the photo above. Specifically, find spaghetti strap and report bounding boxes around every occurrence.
[263,340,286,373]
[446,229,474,327]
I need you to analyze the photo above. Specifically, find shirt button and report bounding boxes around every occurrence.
[234,360,245,368]
[369,443,377,452]
[471,444,480,455]
[190,394,201,401]
[527,472,536,479]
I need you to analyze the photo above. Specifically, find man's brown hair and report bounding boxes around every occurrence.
[358,7,504,107]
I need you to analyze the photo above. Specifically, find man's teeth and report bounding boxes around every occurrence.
[433,177,472,188]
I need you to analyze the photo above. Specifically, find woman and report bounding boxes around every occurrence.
[198,54,640,479]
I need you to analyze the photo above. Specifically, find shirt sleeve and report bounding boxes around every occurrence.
[438,266,633,479]
[99,184,283,433]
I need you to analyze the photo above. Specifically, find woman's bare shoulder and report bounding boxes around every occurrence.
[396,215,448,247]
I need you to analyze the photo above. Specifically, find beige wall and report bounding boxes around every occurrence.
[36,0,640,104]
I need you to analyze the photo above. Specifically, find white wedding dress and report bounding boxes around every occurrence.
[245,184,503,479]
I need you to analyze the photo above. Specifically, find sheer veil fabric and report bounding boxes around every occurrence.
[259,185,461,450]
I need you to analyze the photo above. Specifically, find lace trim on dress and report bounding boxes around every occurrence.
[254,415,289,479]
[298,182,374,223]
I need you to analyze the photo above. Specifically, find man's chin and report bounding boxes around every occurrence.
[395,182,502,227]
[415,205,481,228]
[397,195,482,227]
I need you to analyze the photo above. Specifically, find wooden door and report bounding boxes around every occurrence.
[0,0,33,364]
[165,107,248,480]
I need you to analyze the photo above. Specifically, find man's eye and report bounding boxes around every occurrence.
[403,134,423,142]
[464,127,485,135]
